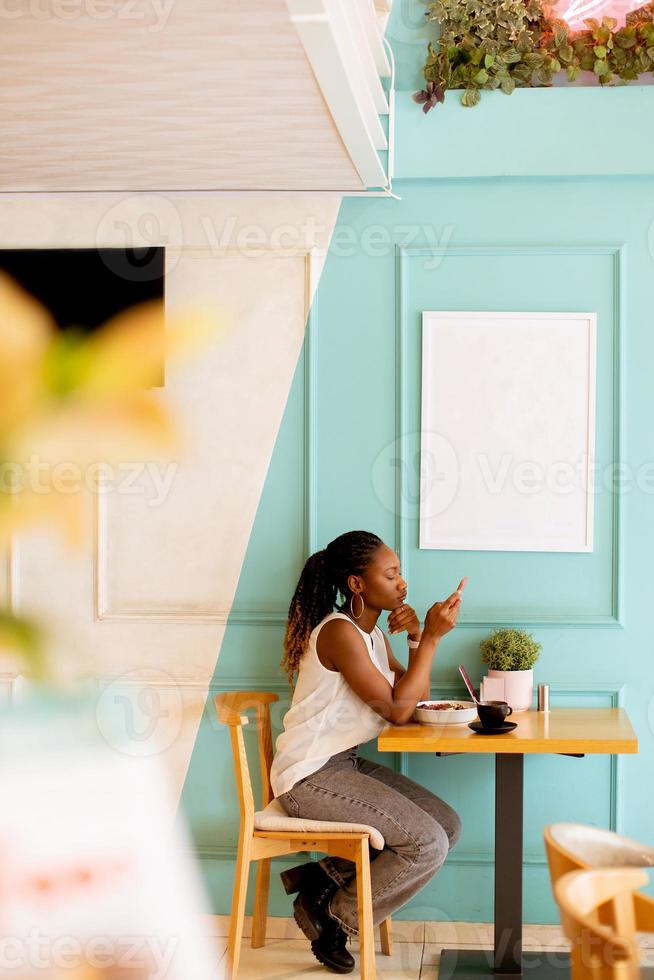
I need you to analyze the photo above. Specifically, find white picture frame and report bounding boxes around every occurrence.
[420,311,597,553]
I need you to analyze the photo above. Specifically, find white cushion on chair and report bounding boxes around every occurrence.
[254,798,385,850]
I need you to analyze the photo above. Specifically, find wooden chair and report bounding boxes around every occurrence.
[215,691,393,979]
[544,824,654,933]
[554,867,649,980]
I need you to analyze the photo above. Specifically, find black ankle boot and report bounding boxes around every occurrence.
[310,906,355,975]
[279,860,320,895]
[291,863,340,942]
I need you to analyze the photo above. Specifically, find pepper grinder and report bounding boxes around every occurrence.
[537,683,550,712]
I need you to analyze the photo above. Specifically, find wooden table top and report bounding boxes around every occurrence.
[377,708,638,755]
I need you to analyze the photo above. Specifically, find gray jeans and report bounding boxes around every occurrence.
[276,746,461,938]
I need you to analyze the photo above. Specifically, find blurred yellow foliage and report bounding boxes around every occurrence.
[0,272,219,541]
[0,271,221,676]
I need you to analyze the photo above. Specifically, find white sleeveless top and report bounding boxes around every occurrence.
[270,611,396,798]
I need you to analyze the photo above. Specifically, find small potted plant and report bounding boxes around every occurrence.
[480,628,541,712]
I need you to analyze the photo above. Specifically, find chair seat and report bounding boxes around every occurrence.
[254,798,386,851]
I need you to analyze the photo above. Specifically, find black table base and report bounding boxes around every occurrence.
[437,951,654,980]
[495,754,524,972]
[435,753,570,978]
[438,950,571,980]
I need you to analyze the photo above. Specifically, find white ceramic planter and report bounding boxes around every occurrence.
[488,668,534,712]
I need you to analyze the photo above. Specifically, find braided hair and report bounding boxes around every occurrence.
[280,530,383,687]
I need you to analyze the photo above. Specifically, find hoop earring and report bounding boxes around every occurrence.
[350,592,364,619]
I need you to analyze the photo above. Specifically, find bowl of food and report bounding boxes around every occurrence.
[413,700,478,726]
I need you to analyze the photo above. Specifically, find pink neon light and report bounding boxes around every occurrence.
[556,0,646,29]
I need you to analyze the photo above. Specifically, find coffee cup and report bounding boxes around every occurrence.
[477,700,513,730]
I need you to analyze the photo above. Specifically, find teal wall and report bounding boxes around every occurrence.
[180,4,654,926]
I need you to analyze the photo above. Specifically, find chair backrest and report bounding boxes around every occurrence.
[546,824,654,872]
[544,824,654,933]
[214,691,279,825]
[554,867,648,980]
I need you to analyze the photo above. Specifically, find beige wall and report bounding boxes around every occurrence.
[0,192,340,812]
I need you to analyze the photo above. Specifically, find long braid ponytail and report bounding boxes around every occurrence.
[281,530,383,687]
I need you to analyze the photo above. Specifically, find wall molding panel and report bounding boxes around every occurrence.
[145,241,629,630]
[194,679,624,867]
[394,682,623,855]
[395,243,625,629]
[0,673,624,869]
[94,247,320,626]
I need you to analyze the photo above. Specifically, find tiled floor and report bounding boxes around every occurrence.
[206,918,572,979]
[206,916,654,978]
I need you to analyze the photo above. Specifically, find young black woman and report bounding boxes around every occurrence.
[270,530,466,973]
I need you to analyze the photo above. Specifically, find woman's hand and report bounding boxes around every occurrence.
[424,578,467,640]
[387,602,421,640]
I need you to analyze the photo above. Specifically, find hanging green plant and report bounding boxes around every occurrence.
[413,0,654,112]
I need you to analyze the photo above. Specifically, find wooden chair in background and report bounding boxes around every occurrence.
[544,824,654,934]
[215,690,393,980]
[554,867,649,980]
